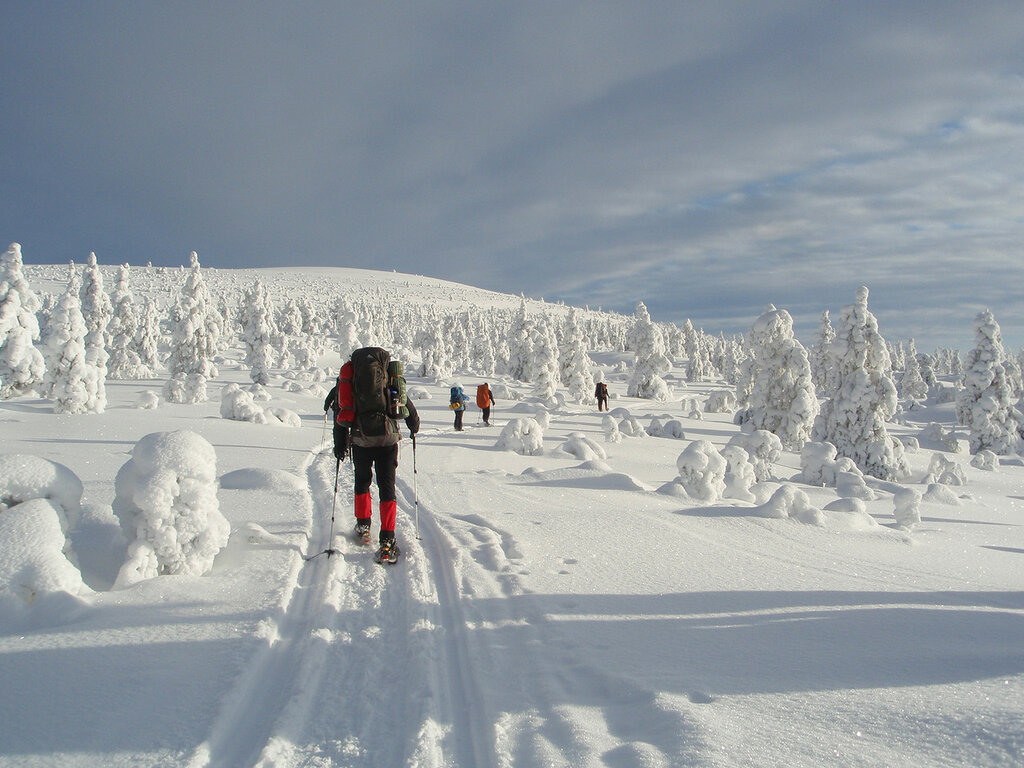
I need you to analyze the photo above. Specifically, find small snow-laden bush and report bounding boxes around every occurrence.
[971,450,999,471]
[676,440,727,501]
[618,414,646,438]
[705,389,737,413]
[899,436,919,453]
[647,416,686,439]
[220,383,267,424]
[0,454,84,532]
[113,431,230,586]
[534,407,551,430]
[135,390,160,409]
[836,470,875,501]
[602,415,622,443]
[923,483,961,505]
[756,484,824,525]
[800,441,838,486]
[923,453,967,486]
[893,487,921,530]
[560,432,607,461]
[163,372,208,404]
[265,407,301,427]
[721,445,756,502]
[0,498,90,615]
[489,383,521,401]
[919,422,961,453]
[407,385,431,400]
[727,430,782,482]
[249,383,272,402]
[496,418,545,456]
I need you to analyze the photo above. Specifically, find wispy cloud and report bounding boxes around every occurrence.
[2,2,1023,348]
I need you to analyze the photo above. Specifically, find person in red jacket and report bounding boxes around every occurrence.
[476,382,495,425]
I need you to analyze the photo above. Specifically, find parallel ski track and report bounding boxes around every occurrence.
[188,447,343,768]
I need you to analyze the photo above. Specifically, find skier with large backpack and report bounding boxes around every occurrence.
[324,347,419,563]
[450,383,470,431]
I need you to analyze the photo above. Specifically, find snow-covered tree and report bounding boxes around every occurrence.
[627,302,672,400]
[165,253,218,400]
[0,243,46,397]
[507,300,536,382]
[735,305,818,450]
[106,264,147,379]
[48,265,105,414]
[956,309,1024,454]
[531,315,561,400]
[812,286,907,480]
[134,298,161,377]
[899,338,928,403]
[811,310,836,396]
[239,279,278,385]
[560,308,596,404]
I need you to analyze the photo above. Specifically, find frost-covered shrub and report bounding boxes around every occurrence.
[489,383,521,401]
[898,436,919,453]
[893,488,921,530]
[560,432,606,461]
[836,470,875,501]
[407,385,431,400]
[220,382,267,423]
[602,415,622,443]
[918,422,961,453]
[0,454,84,532]
[647,417,686,439]
[618,414,645,438]
[533,407,551,430]
[135,390,160,409]
[756,484,823,525]
[721,445,756,502]
[800,441,839,486]
[970,450,999,472]
[164,371,208,404]
[496,418,544,456]
[728,429,782,482]
[113,431,230,585]
[705,390,736,413]
[1,499,89,615]
[923,453,966,486]
[264,407,301,427]
[923,483,960,505]
[676,440,727,501]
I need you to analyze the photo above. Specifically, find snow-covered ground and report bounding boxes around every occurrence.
[1,266,1022,768]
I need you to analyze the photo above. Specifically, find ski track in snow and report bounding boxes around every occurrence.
[182,439,711,767]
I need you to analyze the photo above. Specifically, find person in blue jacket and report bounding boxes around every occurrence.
[450,383,470,431]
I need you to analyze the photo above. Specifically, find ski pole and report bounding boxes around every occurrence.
[412,433,419,539]
[326,457,340,557]
[320,410,329,452]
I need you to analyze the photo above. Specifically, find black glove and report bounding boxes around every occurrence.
[334,441,348,461]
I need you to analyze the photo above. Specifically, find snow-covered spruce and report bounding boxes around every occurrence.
[735,305,818,451]
[113,431,230,586]
[812,286,907,481]
[627,302,672,400]
[47,264,105,414]
[727,429,782,482]
[956,308,1024,455]
[0,242,46,398]
[675,440,727,501]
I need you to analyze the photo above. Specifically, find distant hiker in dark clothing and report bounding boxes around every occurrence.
[595,381,609,411]
[326,347,419,564]
[476,382,495,425]
[450,383,470,431]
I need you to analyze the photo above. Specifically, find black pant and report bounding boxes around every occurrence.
[454,409,464,430]
[352,443,398,502]
[482,407,491,424]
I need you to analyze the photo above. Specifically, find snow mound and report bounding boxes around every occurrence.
[513,462,647,491]
[893,487,922,530]
[264,406,301,427]
[705,389,736,413]
[134,390,160,409]
[0,498,90,619]
[559,432,607,461]
[113,431,230,586]
[971,450,999,471]
[646,416,686,439]
[924,453,967,486]
[922,483,961,505]
[728,429,782,481]
[822,497,879,530]
[219,468,306,493]
[0,453,84,530]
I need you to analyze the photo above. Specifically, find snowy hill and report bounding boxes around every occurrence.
[1,264,1022,768]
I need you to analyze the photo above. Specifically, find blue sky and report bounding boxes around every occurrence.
[3,1,1023,350]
